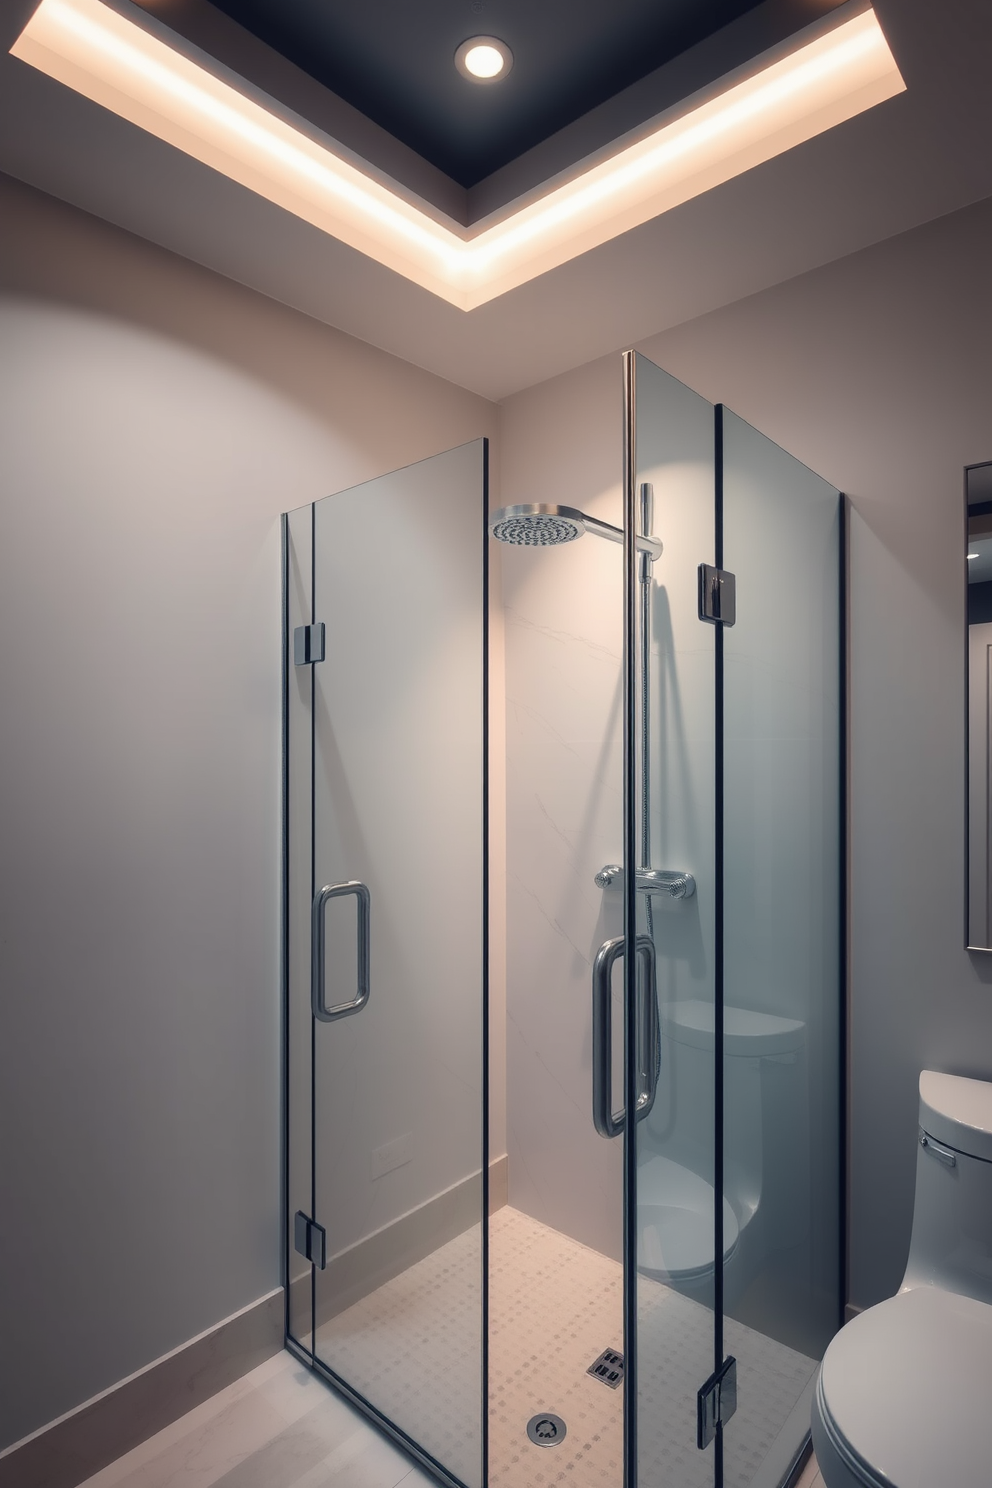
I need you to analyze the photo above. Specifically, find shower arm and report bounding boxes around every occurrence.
[584,514,662,560]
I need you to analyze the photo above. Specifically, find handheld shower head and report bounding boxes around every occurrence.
[489,503,662,559]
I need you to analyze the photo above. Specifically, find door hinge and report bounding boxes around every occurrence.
[698,564,736,626]
[293,623,325,665]
[293,1210,327,1269]
[697,1356,737,1448]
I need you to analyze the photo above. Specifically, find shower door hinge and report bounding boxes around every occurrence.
[293,623,325,665]
[293,1211,327,1269]
[698,565,736,626]
[697,1356,737,1448]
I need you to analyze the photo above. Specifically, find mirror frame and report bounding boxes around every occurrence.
[965,460,992,952]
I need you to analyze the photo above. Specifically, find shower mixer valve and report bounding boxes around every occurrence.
[594,864,696,900]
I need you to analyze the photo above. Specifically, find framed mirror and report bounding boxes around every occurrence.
[967,460,992,950]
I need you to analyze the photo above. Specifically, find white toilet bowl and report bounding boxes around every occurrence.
[812,1071,992,1488]
[637,1152,740,1287]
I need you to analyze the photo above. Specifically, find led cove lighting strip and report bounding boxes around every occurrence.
[11,0,905,310]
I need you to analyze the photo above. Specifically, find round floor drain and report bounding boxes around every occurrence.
[527,1413,567,1447]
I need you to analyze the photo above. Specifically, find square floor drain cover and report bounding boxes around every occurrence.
[587,1347,625,1388]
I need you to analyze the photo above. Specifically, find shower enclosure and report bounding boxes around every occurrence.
[282,352,844,1488]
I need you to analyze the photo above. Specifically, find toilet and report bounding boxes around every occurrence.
[812,1071,992,1488]
[637,998,806,1295]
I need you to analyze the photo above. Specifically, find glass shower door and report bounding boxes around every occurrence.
[626,351,720,1488]
[284,441,488,1488]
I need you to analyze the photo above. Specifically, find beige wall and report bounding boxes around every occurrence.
[0,172,498,1450]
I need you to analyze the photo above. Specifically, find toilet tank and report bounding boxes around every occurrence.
[902,1071,992,1302]
[653,1000,806,1237]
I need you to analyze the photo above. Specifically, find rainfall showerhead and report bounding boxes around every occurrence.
[489,504,662,558]
[490,504,585,547]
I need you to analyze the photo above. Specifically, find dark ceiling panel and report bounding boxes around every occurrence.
[207,0,769,187]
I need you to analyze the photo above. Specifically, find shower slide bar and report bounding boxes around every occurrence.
[592,934,659,1139]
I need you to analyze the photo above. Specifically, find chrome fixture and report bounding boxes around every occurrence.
[526,1414,567,1447]
[494,486,673,1134]
[592,934,658,1139]
[587,1348,625,1389]
[311,880,371,1022]
[490,503,662,558]
[919,1129,957,1168]
[594,864,696,899]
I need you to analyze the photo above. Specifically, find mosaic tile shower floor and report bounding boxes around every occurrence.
[316,1206,817,1488]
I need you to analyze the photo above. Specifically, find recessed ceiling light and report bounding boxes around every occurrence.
[10,1,905,311]
[455,36,512,83]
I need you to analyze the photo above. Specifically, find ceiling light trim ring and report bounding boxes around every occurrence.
[455,35,513,83]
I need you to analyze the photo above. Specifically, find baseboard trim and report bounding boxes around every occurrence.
[0,1289,284,1488]
[309,1156,510,1328]
[843,1301,863,1324]
[489,1152,508,1214]
[288,1156,510,1336]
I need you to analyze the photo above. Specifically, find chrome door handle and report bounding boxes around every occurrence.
[592,934,659,1138]
[312,880,371,1022]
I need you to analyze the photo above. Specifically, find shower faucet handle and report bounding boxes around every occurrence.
[594,865,696,899]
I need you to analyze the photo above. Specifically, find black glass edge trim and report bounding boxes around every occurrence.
[285,1337,466,1488]
[621,350,638,1488]
[782,1436,815,1488]
[286,1328,313,1365]
[839,492,850,1328]
[481,436,491,1484]
[281,513,291,1344]
[714,404,725,1488]
[310,500,317,1357]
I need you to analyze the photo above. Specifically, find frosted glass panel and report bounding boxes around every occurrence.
[628,360,842,1488]
[721,409,842,1486]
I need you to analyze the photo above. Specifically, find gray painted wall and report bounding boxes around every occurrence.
[0,172,496,1451]
[499,192,992,1312]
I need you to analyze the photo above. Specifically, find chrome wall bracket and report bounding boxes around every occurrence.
[697,1356,737,1449]
[698,564,736,626]
[594,865,696,900]
[293,1211,327,1269]
[293,622,325,665]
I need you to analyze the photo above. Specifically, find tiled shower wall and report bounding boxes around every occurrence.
[499,361,628,1260]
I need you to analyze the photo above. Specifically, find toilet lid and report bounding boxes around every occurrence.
[637,1155,739,1279]
[661,1000,805,1056]
[819,1287,992,1488]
